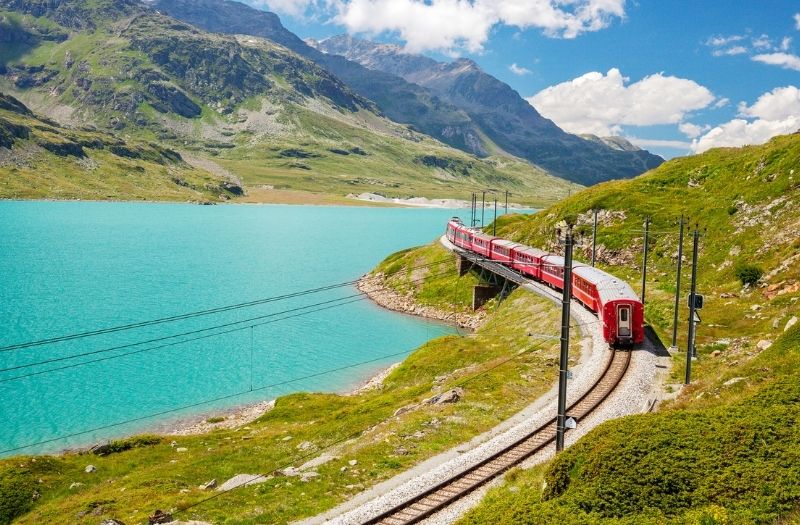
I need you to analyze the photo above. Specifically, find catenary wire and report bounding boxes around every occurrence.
[0,258,452,354]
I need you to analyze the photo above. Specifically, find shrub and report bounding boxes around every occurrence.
[727,205,738,215]
[735,263,763,285]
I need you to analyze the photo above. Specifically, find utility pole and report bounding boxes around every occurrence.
[685,227,700,385]
[493,195,497,236]
[470,193,476,227]
[591,209,598,267]
[641,216,650,304]
[504,191,509,215]
[481,191,486,228]
[671,216,685,351]
[556,227,574,452]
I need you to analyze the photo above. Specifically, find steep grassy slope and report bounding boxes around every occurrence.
[0,250,580,524]
[0,0,575,205]
[456,134,800,523]
[0,93,237,201]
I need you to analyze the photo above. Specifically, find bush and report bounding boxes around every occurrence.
[735,263,763,285]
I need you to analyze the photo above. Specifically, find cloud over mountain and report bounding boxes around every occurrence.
[527,68,715,136]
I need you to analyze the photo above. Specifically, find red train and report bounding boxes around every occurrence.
[445,218,644,347]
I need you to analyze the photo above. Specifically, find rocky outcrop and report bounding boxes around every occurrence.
[357,273,485,330]
[147,81,201,117]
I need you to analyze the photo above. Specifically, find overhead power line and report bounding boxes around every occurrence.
[0,258,452,354]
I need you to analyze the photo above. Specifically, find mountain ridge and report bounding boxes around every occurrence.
[149,0,664,185]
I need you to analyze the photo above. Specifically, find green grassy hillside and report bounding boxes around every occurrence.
[0,248,581,524]
[0,93,237,201]
[458,134,800,523]
[0,1,579,205]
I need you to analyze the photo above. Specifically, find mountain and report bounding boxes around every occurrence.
[0,92,241,201]
[310,35,665,185]
[0,0,577,204]
[147,0,663,186]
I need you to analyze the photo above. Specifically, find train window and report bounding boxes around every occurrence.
[620,308,628,322]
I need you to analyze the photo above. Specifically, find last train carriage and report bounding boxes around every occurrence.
[445,218,645,347]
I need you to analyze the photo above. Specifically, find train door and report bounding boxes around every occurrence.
[617,305,632,339]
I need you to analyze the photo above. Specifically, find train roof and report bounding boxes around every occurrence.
[492,239,522,249]
[542,254,565,265]
[514,245,549,258]
[573,264,640,303]
[471,231,496,241]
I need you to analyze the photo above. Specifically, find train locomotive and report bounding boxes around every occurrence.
[445,217,644,347]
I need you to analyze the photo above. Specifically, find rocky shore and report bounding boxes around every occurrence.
[357,273,485,330]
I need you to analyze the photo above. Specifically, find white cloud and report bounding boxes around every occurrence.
[509,62,532,75]
[712,46,747,56]
[714,97,730,108]
[334,0,626,54]
[752,52,800,71]
[528,68,715,136]
[691,86,800,153]
[752,34,772,50]
[795,13,800,30]
[706,34,745,47]
[781,36,792,51]
[625,137,691,150]
[678,122,710,139]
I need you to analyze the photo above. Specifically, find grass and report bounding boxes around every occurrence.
[1,243,582,524]
[456,134,800,524]
[0,103,234,202]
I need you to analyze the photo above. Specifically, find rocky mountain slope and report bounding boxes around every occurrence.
[149,0,663,186]
[0,0,577,204]
[0,92,239,200]
[311,35,664,185]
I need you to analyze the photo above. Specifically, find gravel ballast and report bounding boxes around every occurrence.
[298,237,667,525]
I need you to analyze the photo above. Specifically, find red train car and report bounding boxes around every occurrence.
[511,246,548,280]
[540,255,566,289]
[444,218,644,347]
[490,239,521,264]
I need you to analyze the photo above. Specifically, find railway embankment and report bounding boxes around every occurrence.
[301,237,665,525]
[456,134,800,523]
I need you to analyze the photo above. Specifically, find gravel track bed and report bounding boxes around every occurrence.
[297,237,664,525]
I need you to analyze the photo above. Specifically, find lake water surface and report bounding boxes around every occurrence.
[0,201,502,455]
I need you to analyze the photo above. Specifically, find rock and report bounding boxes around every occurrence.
[147,80,202,118]
[348,459,358,466]
[719,292,738,298]
[340,466,348,473]
[786,316,798,332]
[175,447,188,453]
[170,441,178,448]
[69,482,83,489]
[424,387,465,405]
[296,441,313,451]
[773,318,781,329]
[393,404,418,417]
[100,520,126,525]
[723,377,746,386]
[198,479,217,490]
[711,350,722,357]
[84,465,96,473]
[281,435,293,441]
[90,443,113,456]
[750,304,762,311]
[756,340,773,350]
[300,471,319,482]
[278,467,300,477]
[217,474,267,491]
[148,510,172,524]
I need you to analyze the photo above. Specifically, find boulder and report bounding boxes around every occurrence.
[786,316,798,332]
[84,465,96,473]
[198,479,217,490]
[425,387,464,405]
[756,340,773,351]
[148,510,172,524]
[217,474,267,491]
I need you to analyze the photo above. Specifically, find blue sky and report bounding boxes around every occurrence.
[253,0,800,159]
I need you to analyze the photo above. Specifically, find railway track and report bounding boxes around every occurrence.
[363,348,632,525]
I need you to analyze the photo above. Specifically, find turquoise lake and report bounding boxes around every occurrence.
[0,201,509,456]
